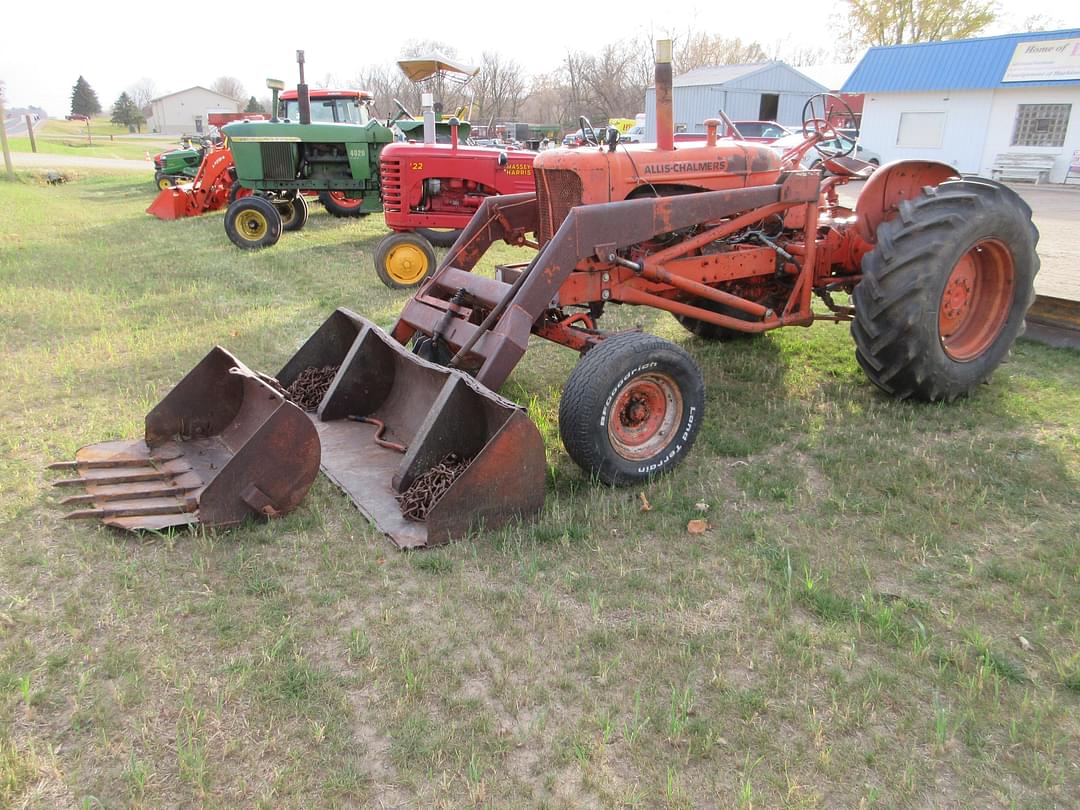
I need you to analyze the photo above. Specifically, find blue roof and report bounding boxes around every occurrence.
[842,28,1080,93]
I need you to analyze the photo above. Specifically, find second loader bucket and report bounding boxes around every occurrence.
[49,347,320,531]
[146,185,193,220]
[277,309,547,549]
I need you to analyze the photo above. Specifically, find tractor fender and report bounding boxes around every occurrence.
[855,159,960,244]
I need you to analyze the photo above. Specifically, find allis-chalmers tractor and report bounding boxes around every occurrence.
[220,53,538,289]
[54,41,1038,550]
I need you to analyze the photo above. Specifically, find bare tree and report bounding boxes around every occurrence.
[672,32,768,73]
[210,76,246,103]
[1021,14,1064,32]
[473,51,528,121]
[127,78,157,112]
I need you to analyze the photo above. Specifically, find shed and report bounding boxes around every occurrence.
[843,29,1080,183]
[148,87,241,135]
[644,62,828,141]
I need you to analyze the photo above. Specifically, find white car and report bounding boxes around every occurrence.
[770,132,881,170]
[621,124,646,143]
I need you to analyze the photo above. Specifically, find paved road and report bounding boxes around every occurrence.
[9,152,149,171]
[839,180,1079,302]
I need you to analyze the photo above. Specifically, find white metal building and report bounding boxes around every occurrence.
[843,29,1080,183]
[644,62,828,140]
[148,87,240,135]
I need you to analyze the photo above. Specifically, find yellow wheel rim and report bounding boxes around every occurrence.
[385,243,429,285]
[236,209,269,241]
[158,177,172,190]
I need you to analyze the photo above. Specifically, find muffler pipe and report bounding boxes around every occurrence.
[655,39,674,152]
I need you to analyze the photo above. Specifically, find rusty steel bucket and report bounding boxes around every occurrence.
[276,308,546,549]
[49,347,321,531]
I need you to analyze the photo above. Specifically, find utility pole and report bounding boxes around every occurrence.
[25,115,37,152]
[0,95,15,180]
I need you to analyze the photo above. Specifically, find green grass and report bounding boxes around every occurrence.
[7,116,173,160]
[0,170,1078,807]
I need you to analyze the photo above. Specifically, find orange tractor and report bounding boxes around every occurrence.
[55,41,1038,547]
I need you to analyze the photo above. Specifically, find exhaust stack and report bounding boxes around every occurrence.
[296,49,311,125]
[655,39,674,151]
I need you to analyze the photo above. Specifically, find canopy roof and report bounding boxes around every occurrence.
[397,54,480,83]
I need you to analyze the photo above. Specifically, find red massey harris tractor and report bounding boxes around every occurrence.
[54,41,1038,549]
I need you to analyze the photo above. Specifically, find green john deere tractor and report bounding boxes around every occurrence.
[221,54,468,251]
[152,137,216,190]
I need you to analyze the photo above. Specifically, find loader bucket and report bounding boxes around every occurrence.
[146,186,192,220]
[276,308,546,549]
[49,347,320,531]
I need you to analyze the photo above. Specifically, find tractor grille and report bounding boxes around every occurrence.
[535,168,583,245]
[380,156,403,213]
[260,143,296,178]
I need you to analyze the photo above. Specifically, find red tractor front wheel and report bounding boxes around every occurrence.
[559,333,705,485]
[852,180,1038,401]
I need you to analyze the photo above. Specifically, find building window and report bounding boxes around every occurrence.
[1011,104,1071,147]
[896,112,946,148]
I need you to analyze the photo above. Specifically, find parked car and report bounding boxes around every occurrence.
[65,114,89,122]
[622,124,646,143]
[725,120,793,143]
[770,132,880,170]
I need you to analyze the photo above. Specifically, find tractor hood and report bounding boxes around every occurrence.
[222,119,394,145]
[395,119,471,143]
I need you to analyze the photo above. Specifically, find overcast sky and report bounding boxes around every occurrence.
[2,0,1075,114]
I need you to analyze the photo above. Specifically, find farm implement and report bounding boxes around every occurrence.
[55,41,1039,548]
[146,143,248,220]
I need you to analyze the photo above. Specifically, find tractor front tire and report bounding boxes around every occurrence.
[276,195,309,232]
[225,196,282,250]
[852,179,1039,401]
[374,233,436,289]
[559,333,705,485]
[318,191,369,218]
[154,172,173,190]
[415,228,463,248]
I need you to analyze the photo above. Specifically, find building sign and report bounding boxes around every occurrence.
[1003,38,1080,83]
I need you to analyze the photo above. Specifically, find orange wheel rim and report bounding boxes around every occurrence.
[938,238,1014,362]
[607,373,683,461]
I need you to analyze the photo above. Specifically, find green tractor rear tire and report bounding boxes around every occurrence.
[415,228,463,248]
[276,195,309,232]
[225,196,282,250]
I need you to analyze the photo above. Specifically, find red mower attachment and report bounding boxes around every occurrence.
[147,145,245,220]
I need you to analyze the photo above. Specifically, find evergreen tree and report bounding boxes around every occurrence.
[70,76,101,117]
[245,95,265,114]
[110,91,144,132]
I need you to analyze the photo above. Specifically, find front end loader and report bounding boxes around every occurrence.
[146,142,247,220]
[56,40,1039,548]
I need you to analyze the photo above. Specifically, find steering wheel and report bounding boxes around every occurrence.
[579,116,599,146]
[391,98,415,122]
[800,93,858,160]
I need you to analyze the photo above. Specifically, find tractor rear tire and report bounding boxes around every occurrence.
[559,333,705,485]
[224,196,282,250]
[415,228,463,248]
[318,191,369,218]
[374,233,436,289]
[154,172,173,191]
[276,195,309,232]
[674,298,760,341]
[852,179,1039,401]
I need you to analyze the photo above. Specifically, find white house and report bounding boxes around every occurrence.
[843,29,1080,183]
[148,87,240,135]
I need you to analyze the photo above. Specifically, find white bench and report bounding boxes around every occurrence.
[991,153,1056,184]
